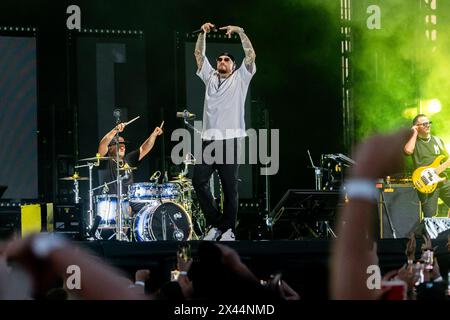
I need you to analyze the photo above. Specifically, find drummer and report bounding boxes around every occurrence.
[97,122,163,211]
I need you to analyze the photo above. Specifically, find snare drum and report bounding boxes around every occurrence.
[133,202,192,241]
[128,182,159,202]
[159,183,181,202]
[95,194,130,229]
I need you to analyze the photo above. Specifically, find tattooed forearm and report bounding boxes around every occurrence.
[194,32,206,70]
[238,30,256,72]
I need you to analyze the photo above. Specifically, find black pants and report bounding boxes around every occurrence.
[193,139,240,233]
[418,180,450,217]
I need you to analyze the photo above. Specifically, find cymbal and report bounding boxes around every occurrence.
[119,166,137,171]
[60,175,88,181]
[169,177,191,183]
[78,156,112,162]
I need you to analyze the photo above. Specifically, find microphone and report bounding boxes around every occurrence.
[192,26,218,34]
[176,110,196,120]
[113,108,121,124]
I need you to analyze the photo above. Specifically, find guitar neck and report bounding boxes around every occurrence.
[436,158,450,174]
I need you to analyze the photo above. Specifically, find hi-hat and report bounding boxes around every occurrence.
[170,176,191,183]
[78,156,112,162]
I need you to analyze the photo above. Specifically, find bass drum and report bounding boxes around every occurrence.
[133,202,192,241]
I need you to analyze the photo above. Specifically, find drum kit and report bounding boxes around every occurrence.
[58,111,208,242]
[59,153,204,242]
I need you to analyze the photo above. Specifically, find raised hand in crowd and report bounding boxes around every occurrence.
[331,128,413,299]
[405,233,416,263]
[2,233,146,300]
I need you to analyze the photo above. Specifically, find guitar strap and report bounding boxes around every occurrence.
[433,136,445,153]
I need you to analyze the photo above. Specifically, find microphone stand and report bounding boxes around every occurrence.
[114,114,123,241]
[183,118,202,135]
[307,150,323,191]
[181,113,218,202]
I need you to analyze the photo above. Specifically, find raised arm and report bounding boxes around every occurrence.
[138,126,163,161]
[98,123,125,156]
[331,128,412,299]
[4,234,145,299]
[220,25,256,72]
[194,22,215,71]
[404,126,418,155]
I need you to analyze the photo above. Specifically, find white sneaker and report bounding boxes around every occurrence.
[203,227,222,241]
[219,228,236,241]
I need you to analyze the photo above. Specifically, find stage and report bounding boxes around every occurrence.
[74,238,450,299]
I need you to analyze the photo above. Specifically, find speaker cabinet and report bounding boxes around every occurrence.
[53,204,84,239]
[0,206,21,239]
[378,185,421,238]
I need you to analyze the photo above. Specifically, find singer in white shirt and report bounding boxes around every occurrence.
[193,22,256,241]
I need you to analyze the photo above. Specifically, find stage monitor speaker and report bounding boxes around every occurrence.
[0,206,21,240]
[378,185,421,239]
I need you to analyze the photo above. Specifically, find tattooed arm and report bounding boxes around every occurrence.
[195,22,215,71]
[220,25,256,73]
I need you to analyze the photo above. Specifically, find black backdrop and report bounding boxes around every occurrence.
[0,0,343,211]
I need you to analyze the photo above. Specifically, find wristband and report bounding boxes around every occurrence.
[134,281,145,287]
[30,234,68,259]
[179,271,188,276]
[343,178,378,202]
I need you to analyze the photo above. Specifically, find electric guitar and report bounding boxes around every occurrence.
[412,155,450,194]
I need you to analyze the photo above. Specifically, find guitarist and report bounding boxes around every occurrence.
[404,114,450,217]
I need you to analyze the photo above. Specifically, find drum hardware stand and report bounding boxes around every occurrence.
[73,178,81,204]
[307,150,324,191]
[112,109,128,241]
[262,164,273,238]
[75,159,100,238]
[307,150,337,238]
[162,211,167,240]
[178,111,208,238]
[91,180,118,194]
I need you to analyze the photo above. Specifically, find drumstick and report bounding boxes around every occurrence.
[160,121,165,130]
[124,116,140,126]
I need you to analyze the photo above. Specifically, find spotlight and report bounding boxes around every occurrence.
[420,98,442,114]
